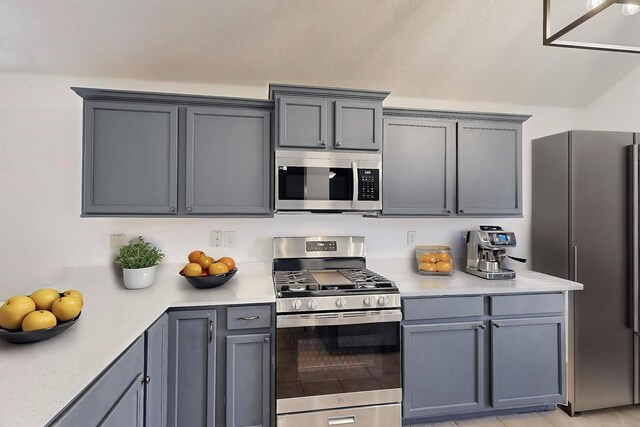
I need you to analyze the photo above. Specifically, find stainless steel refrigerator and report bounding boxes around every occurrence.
[532,130,639,415]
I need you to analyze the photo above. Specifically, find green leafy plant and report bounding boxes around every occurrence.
[114,236,165,269]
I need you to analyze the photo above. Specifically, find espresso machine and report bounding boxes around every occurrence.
[465,226,526,279]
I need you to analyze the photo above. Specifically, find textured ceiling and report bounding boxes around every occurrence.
[1,0,639,107]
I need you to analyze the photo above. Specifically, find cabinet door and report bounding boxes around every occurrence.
[167,310,216,427]
[383,118,456,215]
[403,322,485,418]
[186,107,271,215]
[226,333,271,427]
[278,96,328,149]
[335,100,382,150]
[83,101,178,215]
[51,338,145,427]
[99,377,144,427]
[145,313,168,427]
[490,317,565,408]
[457,121,522,215]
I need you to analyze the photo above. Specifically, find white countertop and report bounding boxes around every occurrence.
[0,261,275,427]
[368,258,583,296]
[1,259,582,427]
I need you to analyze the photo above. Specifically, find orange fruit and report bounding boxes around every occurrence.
[181,262,203,277]
[208,262,229,276]
[188,250,205,263]
[218,256,236,271]
[197,256,215,270]
[436,252,452,262]
[418,262,437,272]
[419,253,438,263]
[436,261,452,273]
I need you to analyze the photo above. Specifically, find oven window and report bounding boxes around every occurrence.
[278,167,353,201]
[277,322,401,399]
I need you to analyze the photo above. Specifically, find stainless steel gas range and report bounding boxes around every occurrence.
[273,236,402,427]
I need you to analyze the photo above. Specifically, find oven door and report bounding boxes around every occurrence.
[276,310,402,415]
[275,151,382,212]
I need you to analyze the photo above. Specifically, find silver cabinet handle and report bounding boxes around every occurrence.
[478,324,486,329]
[209,320,214,342]
[264,337,270,343]
[236,316,260,321]
[320,140,327,147]
[336,140,342,147]
[328,416,355,425]
[187,207,192,212]
[169,207,176,213]
[142,376,150,384]
[494,323,501,328]
[459,209,465,213]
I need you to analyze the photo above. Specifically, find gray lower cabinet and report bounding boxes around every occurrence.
[185,107,271,215]
[382,117,456,215]
[457,121,522,215]
[50,337,145,427]
[491,317,565,408]
[403,322,484,418]
[82,101,179,215]
[145,313,169,427]
[226,333,271,427]
[402,294,565,423]
[167,310,217,427]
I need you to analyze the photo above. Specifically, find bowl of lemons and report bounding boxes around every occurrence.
[180,251,237,289]
[0,288,83,344]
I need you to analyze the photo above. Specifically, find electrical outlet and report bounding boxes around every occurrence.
[407,231,417,246]
[210,231,223,247]
[110,233,126,252]
[224,231,236,247]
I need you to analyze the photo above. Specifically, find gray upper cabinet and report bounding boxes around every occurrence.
[271,84,389,151]
[278,96,328,149]
[83,101,178,215]
[335,100,382,150]
[403,322,484,418]
[167,310,217,427]
[226,333,271,427]
[186,107,271,215]
[383,117,456,215]
[491,316,565,408]
[457,121,522,216]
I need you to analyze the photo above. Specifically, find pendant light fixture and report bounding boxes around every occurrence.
[544,0,640,53]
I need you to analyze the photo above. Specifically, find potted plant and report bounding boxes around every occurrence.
[114,236,165,289]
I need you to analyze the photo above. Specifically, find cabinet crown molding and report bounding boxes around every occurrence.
[383,107,531,124]
[269,83,390,102]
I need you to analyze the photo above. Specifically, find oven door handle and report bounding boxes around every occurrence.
[352,161,359,210]
[277,309,402,328]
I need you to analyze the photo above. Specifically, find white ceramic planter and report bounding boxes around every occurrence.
[122,266,157,290]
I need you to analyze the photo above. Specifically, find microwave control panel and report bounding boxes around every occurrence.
[358,169,380,201]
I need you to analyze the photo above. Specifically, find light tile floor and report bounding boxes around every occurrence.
[409,406,640,427]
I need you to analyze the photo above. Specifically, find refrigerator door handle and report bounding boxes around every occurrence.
[572,245,578,283]
[631,144,639,333]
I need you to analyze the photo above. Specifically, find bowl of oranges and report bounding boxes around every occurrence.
[0,288,83,344]
[416,245,454,276]
[180,251,237,289]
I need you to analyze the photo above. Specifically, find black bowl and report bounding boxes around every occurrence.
[181,268,237,289]
[0,312,81,344]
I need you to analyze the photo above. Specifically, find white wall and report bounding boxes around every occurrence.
[0,72,585,295]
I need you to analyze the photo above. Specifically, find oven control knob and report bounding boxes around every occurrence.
[291,299,303,311]
[363,296,375,306]
[377,296,389,306]
[335,297,347,308]
[307,299,318,310]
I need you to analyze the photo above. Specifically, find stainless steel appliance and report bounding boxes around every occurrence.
[465,225,526,279]
[275,150,382,212]
[273,236,401,427]
[532,131,639,415]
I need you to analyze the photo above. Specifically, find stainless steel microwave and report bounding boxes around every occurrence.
[275,150,382,212]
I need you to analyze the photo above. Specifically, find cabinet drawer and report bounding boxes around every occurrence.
[227,305,271,330]
[490,293,564,316]
[403,296,484,321]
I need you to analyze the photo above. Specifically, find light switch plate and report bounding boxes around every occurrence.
[407,231,417,246]
[110,233,126,252]
[224,231,236,247]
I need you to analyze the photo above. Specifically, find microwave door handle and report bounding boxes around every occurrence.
[352,162,358,209]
